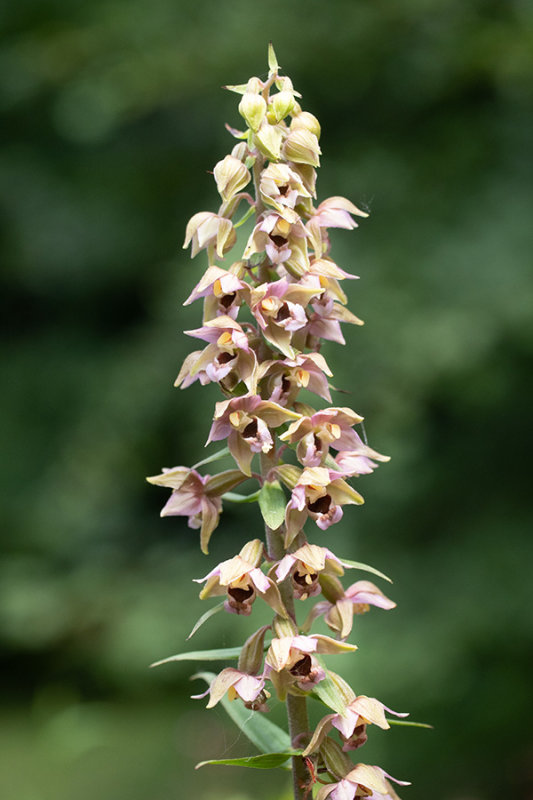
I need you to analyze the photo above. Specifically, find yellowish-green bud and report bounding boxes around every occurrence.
[283,128,321,167]
[246,76,264,94]
[290,111,321,140]
[238,92,267,132]
[320,737,353,780]
[270,90,295,123]
[231,141,248,162]
[272,615,298,638]
[213,155,251,201]
[254,122,283,161]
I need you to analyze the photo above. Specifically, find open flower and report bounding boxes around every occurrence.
[280,407,364,467]
[274,543,349,600]
[194,539,287,617]
[207,395,300,475]
[306,293,363,345]
[183,264,249,320]
[265,633,356,697]
[334,439,390,477]
[304,696,408,755]
[176,316,257,392]
[249,278,323,358]
[309,579,396,639]
[259,163,311,222]
[244,212,308,268]
[282,467,364,546]
[316,764,409,800]
[146,467,245,553]
[195,667,269,712]
[256,351,333,406]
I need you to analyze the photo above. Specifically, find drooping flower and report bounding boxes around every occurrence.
[194,539,287,617]
[176,315,257,392]
[264,633,356,697]
[194,667,269,712]
[281,466,364,546]
[315,764,410,800]
[249,277,323,358]
[259,163,311,222]
[280,407,364,467]
[305,292,363,345]
[207,395,300,476]
[304,696,408,755]
[256,352,333,406]
[183,211,236,258]
[333,439,390,477]
[183,264,249,320]
[146,467,245,553]
[243,212,309,269]
[308,578,396,639]
[274,543,349,600]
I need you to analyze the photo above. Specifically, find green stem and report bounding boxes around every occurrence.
[260,453,309,800]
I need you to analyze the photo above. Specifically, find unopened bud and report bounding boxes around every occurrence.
[213,155,251,201]
[231,142,248,162]
[238,624,270,674]
[239,92,267,132]
[272,615,298,638]
[318,574,345,603]
[283,128,321,167]
[320,736,353,780]
[254,123,283,160]
[290,111,321,140]
[239,538,264,567]
[270,90,295,123]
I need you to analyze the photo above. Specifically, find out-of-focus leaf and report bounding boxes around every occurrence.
[150,646,243,667]
[187,602,225,640]
[196,751,300,770]
[194,672,291,754]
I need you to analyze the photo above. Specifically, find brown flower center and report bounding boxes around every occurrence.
[290,654,312,677]
[228,585,254,603]
[275,303,291,322]
[242,419,258,438]
[307,495,331,514]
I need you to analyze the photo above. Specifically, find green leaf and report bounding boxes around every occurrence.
[222,491,260,503]
[387,719,434,729]
[339,558,393,584]
[192,446,230,470]
[312,670,349,714]
[187,602,225,640]
[194,672,291,754]
[258,480,287,529]
[150,646,243,667]
[196,751,300,770]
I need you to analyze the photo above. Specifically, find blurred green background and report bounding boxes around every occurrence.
[2,1,532,798]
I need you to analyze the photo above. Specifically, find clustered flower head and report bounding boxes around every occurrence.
[149,44,412,800]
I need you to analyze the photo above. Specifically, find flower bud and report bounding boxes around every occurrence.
[283,128,321,167]
[239,92,267,132]
[254,123,283,161]
[238,624,270,674]
[231,142,248,162]
[213,155,251,201]
[318,573,345,603]
[291,111,321,140]
[319,736,353,780]
[270,90,295,122]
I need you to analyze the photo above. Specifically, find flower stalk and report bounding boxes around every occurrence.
[149,43,414,800]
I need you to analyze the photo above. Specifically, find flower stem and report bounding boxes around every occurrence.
[260,452,309,800]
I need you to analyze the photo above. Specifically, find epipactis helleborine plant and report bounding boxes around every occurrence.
[148,44,421,800]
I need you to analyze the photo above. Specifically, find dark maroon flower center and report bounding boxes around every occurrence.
[228,585,254,603]
[307,494,331,514]
[218,351,236,365]
[242,419,258,438]
[270,234,287,247]
[290,654,312,677]
[294,571,318,587]
[220,292,236,309]
[275,303,291,322]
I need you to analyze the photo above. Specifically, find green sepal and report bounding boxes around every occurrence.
[258,480,287,529]
[338,558,393,584]
[312,670,350,715]
[196,751,300,770]
[387,719,434,729]
[187,602,225,641]
[194,672,291,753]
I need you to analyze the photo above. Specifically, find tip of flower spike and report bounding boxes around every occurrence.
[268,42,279,74]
